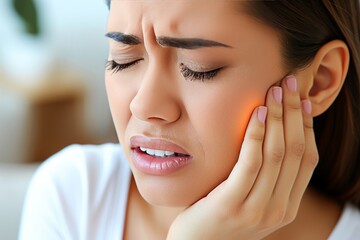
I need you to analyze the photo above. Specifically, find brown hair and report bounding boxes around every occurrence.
[244,0,360,207]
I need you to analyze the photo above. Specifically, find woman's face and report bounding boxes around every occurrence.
[106,0,285,207]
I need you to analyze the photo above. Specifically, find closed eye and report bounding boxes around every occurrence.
[106,59,222,82]
[106,59,143,73]
[180,63,221,81]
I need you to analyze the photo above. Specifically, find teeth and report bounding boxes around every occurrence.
[139,147,175,157]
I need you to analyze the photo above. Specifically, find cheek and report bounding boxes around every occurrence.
[182,82,267,187]
[105,72,134,143]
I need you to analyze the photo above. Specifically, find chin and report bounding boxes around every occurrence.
[134,173,208,207]
[142,192,197,208]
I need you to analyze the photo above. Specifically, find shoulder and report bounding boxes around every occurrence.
[28,143,130,202]
[39,143,127,174]
[19,143,131,239]
[328,203,360,240]
[33,143,128,185]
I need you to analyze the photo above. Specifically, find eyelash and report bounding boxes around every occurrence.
[179,63,220,82]
[106,60,221,81]
[106,59,143,74]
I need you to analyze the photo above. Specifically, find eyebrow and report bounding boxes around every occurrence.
[105,32,141,45]
[157,36,232,49]
[105,32,232,49]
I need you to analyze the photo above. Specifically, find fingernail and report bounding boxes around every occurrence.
[302,99,312,115]
[286,76,297,92]
[257,106,268,123]
[272,87,283,104]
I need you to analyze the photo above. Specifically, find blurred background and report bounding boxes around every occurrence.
[0,0,115,238]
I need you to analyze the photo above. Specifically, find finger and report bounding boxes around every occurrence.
[246,87,284,205]
[289,99,319,206]
[273,76,305,199]
[224,106,267,203]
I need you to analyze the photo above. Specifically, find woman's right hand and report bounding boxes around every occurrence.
[167,75,319,240]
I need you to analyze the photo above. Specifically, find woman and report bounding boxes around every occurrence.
[20,1,360,239]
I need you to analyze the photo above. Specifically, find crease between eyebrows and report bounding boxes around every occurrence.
[106,32,232,49]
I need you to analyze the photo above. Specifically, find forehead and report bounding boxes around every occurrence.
[107,0,282,68]
[107,0,242,40]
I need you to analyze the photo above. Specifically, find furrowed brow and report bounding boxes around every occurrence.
[105,32,232,49]
[105,32,142,45]
[156,36,232,49]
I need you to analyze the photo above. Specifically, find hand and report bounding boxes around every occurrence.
[167,76,319,240]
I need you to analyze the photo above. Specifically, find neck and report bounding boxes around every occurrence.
[125,176,185,239]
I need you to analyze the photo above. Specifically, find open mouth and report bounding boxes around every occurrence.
[130,135,193,175]
[138,147,191,158]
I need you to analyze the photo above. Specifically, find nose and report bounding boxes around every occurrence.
[129,63,182,124]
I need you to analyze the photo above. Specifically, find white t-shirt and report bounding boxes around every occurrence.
[19,144,131,240]
[19,144,360,240]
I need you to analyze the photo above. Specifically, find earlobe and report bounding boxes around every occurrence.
[307,40,350,116]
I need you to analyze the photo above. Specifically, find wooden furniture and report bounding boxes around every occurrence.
[1,70,87,162]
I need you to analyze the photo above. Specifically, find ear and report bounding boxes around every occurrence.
[300,40,350,116]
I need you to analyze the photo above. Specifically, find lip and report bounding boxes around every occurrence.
[130,135,190,154]
[130,135,193,176]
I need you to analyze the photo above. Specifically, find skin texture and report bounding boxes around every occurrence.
[106,0,283,207]
[105,1,349,239]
